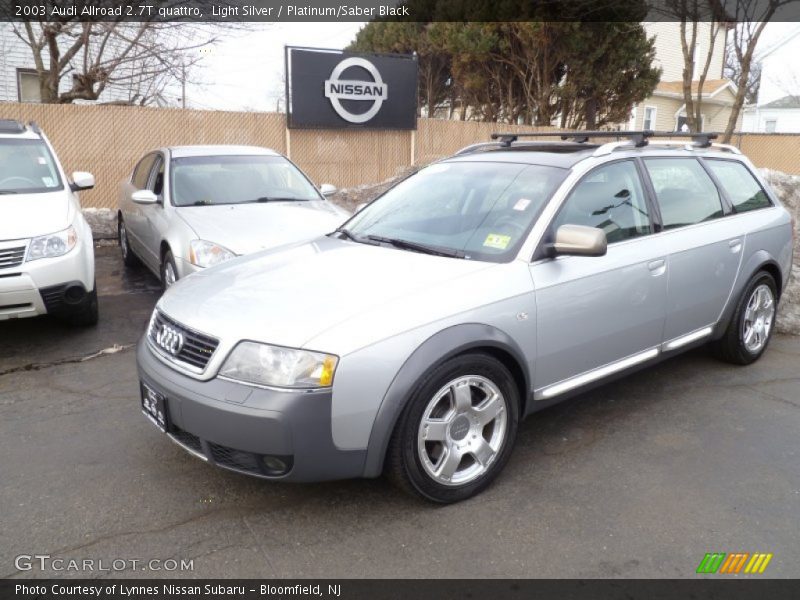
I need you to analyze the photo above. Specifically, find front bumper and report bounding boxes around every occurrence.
[0,239,94,321]
[136,338,367,482]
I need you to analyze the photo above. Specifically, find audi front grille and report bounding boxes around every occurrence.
[148,310,220,371]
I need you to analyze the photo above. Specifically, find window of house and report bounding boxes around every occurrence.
[553,161,651,244]
[644,158,724,229]
[705,160,772,213]
[17,69,42,103]
[764,120,777,133]
[643,106,656,130]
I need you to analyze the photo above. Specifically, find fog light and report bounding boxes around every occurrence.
[262,456,287,474]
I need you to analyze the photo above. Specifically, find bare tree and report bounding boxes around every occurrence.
[725,45,761,105]
[664,0,729,132]
[722,1,797,142]
[4,1,241,106]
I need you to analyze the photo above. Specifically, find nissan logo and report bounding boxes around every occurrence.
[324,57,388,124]
[156,324,184,356]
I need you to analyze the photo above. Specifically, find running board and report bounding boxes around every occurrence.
[534,326,714,401]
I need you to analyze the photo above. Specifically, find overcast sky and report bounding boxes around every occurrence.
[184,22,365,111]
[182,22,800,113]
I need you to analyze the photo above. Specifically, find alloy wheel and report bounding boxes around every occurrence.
[741,283,775,354]
[417,375,508,487]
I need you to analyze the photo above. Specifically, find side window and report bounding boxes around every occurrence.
[643,158,724,230]
[150,156,165,196]
[132,154,156,190]
[704,160,771,213]
[553,161,651,244]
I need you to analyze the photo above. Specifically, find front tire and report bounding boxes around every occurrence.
[713,271,777,365]
[387,353,519,503]
[160,250,178,291]
[118,216,138,268]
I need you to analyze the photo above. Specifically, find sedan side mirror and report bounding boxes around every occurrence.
[132,190,159,205]
[551,224,607,257]
[70,171,95,191]
[319,183,337,196]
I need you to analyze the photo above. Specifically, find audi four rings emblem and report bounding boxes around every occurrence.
[156,324,184,356]
[324,57,388,124]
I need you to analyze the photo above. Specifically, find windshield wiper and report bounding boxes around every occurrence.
[366,234,465,259]
[332,227,377,245]
[243,197,306,203]
[0,190,19,195]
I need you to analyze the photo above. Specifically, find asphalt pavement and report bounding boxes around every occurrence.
[1,245,798,579]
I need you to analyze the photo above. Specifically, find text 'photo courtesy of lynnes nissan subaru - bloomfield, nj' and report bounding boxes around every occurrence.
[3,0,800,591]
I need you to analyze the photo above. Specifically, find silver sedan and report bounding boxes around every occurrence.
[117,145,348,288]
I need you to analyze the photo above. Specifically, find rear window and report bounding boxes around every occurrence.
[643,158,724,230]
[704,159,771,213]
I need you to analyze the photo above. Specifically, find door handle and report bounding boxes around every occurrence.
[728,238,742,253]
[648,259,666,276]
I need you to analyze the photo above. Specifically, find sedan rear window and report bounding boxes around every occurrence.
[0,138,63,193]
[704,159,772,213]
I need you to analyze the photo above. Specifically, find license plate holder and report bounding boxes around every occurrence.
[141,382,170,433]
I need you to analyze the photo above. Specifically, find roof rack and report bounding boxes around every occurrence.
[490,130,719,149]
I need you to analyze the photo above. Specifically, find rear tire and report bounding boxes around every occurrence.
[387,353,519,503]
[712,271,777,365]
[160,250,178,291]
[118,216,138,267]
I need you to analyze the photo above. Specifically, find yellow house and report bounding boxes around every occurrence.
[628,22,740,132]
[629,79,740,132]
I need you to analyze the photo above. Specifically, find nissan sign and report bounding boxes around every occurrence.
[287,47,417,129]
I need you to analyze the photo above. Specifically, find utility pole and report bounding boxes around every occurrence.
[181,62,186,109]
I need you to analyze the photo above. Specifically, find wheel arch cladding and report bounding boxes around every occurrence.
[361,323,530,478]
[713,250,783,340]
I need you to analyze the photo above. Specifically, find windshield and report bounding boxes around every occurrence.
[170,155,322,206]
[343,162,566,262]
[0,138,63,194]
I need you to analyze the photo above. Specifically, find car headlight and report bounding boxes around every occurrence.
[189,240,235,268]
[219,342,338,389]
[26,225,77,262]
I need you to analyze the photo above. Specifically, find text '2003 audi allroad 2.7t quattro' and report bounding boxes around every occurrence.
[137,131,794,503]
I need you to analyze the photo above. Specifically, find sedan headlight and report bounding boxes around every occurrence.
[220,342,338,389]
[26,225,77,262]
[189,240,235,268]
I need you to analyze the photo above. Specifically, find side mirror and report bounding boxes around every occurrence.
[70,171,95,191]
[551,224,607,257]
[132,189,159,205]
[319,183,337,197]
[355,202,368,213]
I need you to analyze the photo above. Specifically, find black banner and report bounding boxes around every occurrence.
[4,579,800,600]
[3,0,800,22]
[286,47,417,130]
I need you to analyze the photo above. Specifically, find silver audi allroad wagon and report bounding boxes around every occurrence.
[137,131,794,503]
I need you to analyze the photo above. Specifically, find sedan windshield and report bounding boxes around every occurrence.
[342,162,566,262]
[0,139,63,194]
[170,155,322,207]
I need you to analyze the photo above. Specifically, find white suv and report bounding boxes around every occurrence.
[0,120,98,325]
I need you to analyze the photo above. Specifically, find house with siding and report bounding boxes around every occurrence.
[0,23,147,105]
[628,22,739,132]
[742,27,800,132]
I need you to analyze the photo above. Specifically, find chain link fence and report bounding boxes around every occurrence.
[1,102,798,208]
